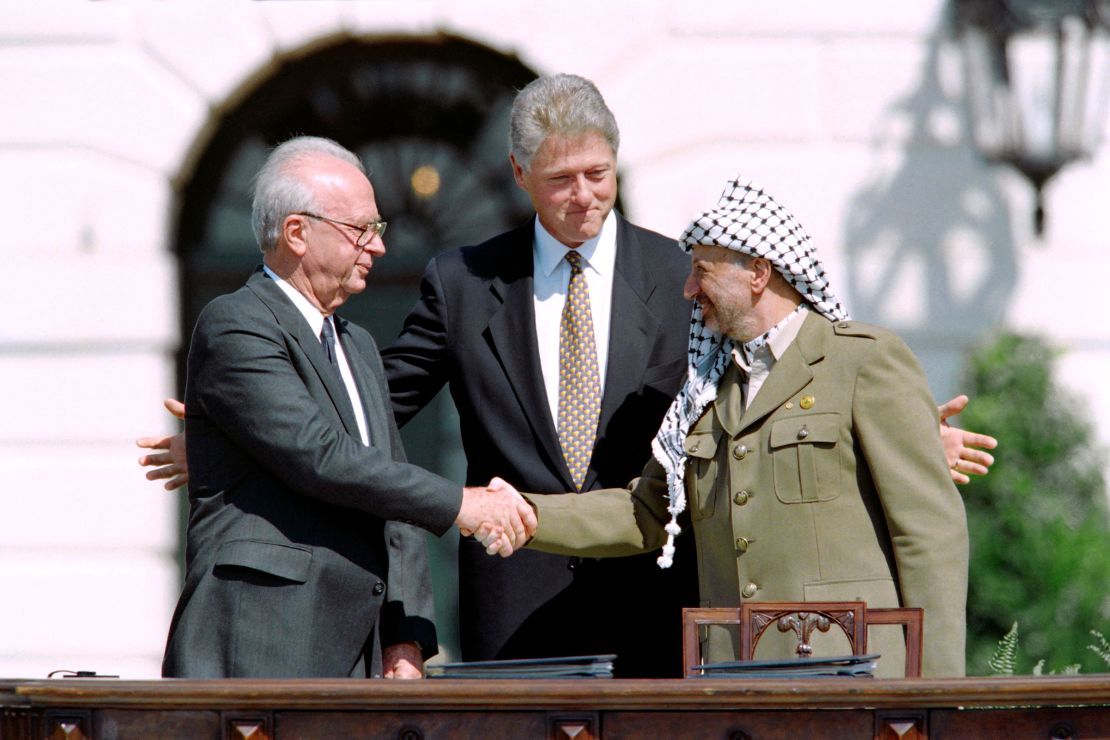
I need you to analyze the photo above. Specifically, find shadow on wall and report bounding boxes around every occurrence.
[842,6,1016,363]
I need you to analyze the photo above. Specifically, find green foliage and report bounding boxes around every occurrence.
[1031,659,1081,676]
[959,333,1110,674]
[988,622,1018,675]
[988,622,1096,675]
[1090,631,1110,668]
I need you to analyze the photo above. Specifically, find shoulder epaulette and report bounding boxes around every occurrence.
[831,320,881,339]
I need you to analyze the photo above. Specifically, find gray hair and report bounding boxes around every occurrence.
[509,74,620,171]
[251,136,365,253]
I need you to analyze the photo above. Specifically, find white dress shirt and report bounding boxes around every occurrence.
[532,210,618,426]
[263,264,370,445]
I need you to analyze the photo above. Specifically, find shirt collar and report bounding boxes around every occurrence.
[262,263,328,337]
[734,304,808,368]
[533,210,617,278]
[765,304,808,360]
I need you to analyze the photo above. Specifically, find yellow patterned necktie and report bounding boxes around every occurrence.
[558,249,602,491]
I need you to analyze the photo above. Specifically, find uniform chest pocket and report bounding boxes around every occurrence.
[769,413,842,503]
[684,430,722,521]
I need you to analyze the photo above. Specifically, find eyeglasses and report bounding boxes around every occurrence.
[295,212,388,246]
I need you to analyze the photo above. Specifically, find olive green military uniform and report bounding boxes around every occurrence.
[526,312,969,677]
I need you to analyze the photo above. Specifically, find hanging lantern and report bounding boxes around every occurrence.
[954,0,1110,234]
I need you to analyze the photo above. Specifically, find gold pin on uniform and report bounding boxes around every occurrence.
[799,395,815,409]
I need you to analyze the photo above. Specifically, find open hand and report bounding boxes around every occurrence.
[938,395,997,485]
[136,398,189,490]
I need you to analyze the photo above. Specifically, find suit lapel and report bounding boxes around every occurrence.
[713,361,747,437]
[483,226,572,487]
[585,216,663,490]
[246,268,362,440]
[738,312,828,434]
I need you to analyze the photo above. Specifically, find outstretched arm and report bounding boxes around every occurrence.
[474,463,672,558]
[381,256,453,428]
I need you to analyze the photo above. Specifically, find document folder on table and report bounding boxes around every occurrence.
[692,653,880,678]
[426,654,616,679]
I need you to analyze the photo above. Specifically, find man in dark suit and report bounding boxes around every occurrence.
[163,136,534,678]
[381,74,698,677]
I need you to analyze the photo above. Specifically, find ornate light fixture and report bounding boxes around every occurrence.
[953,0,1110,234]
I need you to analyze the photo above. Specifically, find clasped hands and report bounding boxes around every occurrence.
[456,477,536,557]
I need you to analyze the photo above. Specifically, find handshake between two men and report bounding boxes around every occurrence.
[138,400,539,557]
[457,477,536,556]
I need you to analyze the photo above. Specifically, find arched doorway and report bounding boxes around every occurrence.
[173,35,540,658]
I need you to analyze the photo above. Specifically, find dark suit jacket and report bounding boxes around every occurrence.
[382,215,698,677]
[163,269,462,678]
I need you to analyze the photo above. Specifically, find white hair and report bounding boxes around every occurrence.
[251,136,365,253]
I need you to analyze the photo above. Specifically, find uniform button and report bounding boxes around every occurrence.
[372,582,385,596]
[742,582,758,598]
[735,537,752,553]
[733,490,750,505]
[797,427,809,440]
[732,444,749,460]
[567,557,580,571]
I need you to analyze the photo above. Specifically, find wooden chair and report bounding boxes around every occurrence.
[682,601,923,677]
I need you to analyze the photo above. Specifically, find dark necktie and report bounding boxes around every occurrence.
[321,316,375,445]
[320,317,339,368]
[557,250,602,491]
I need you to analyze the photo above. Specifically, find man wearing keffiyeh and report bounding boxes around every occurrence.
[511,176,972,677]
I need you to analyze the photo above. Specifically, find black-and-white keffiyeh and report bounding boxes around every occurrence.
[651,176,849,568]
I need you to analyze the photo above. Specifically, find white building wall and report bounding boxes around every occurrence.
[0,0,1106,678]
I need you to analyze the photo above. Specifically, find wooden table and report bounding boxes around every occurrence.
[3,674,1108,739]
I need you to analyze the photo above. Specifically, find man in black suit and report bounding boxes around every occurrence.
[162,136,534,678]
[381,74,697,677]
